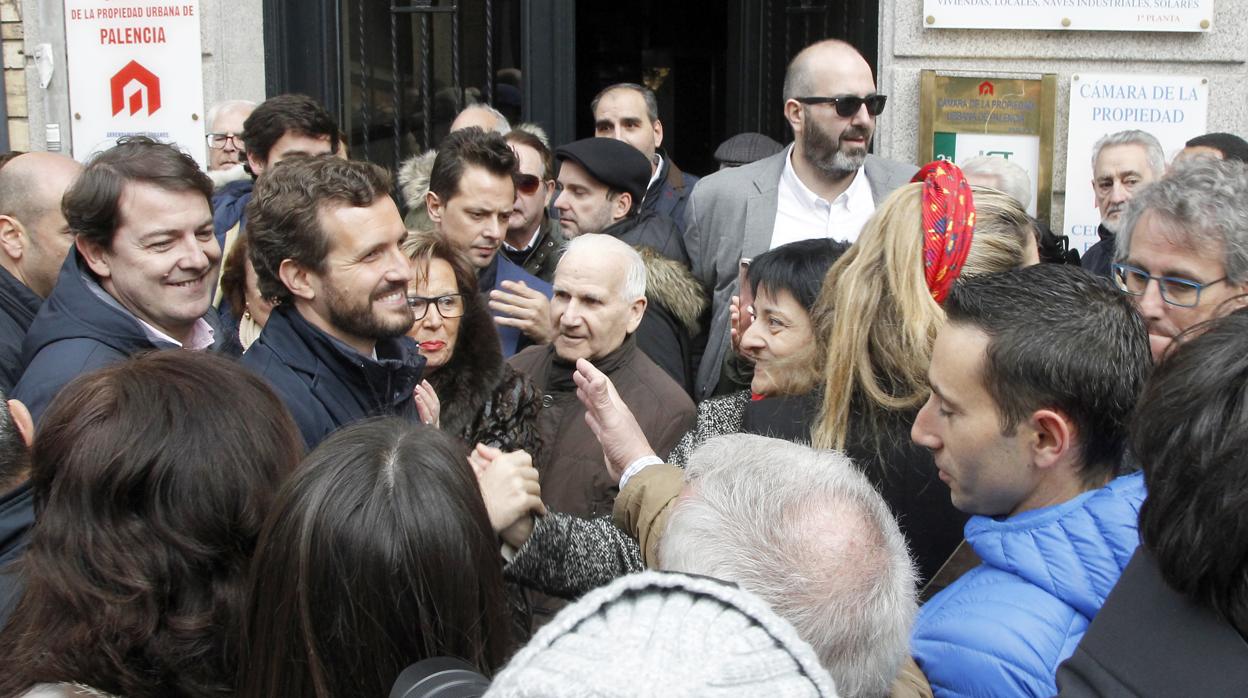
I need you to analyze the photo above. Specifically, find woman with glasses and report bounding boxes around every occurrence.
[403,230,543,461]
[403,230,642,633]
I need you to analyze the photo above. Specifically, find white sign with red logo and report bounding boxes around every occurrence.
[64,1,205,167]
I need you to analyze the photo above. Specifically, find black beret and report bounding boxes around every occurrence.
[554,138,652,210]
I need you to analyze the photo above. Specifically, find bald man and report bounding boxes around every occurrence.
[449,104,511,135]
[0,153,83,390]
[685,39,916,400]
[508,234,694,519]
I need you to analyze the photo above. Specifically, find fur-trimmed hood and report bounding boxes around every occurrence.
[397,149,437,214]
[637,246,706,337]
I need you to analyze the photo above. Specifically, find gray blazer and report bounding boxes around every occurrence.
[686,150,917,400]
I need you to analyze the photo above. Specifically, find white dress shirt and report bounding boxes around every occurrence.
[770,145,876,249]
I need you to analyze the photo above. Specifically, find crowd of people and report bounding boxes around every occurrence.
[0,35,1245,697]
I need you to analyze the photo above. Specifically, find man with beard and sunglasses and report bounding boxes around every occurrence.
[242,155,428,450]
[685,39,916,400]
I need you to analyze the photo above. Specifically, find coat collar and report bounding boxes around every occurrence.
[0,265,42,332]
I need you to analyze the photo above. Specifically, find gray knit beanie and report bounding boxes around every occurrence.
[486,571,839,697]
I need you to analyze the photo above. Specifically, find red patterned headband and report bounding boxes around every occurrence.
[916,161,975,304]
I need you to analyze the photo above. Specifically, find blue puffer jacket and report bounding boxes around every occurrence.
[912,471,1145,698]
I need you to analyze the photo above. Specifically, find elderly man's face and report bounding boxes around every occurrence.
[207,105,252,171]
[550,245,645,362]
[1092,144,1156,234]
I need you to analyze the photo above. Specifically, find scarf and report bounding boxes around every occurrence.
[917,161,975,304]
[546,334,637,393]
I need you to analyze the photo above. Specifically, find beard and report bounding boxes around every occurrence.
[324,280,415,342]
[1100,206,1125,234]
[802,117,871,180]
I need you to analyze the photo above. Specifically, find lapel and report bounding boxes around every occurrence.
[741,152,786,259]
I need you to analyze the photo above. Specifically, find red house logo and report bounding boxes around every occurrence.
[978,81,995,96]
[110,60,161,116]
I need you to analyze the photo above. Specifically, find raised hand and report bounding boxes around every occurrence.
[572,358,656,484]
[489,280,554,344]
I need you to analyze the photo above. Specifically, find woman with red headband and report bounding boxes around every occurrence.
[809,162,1033,584]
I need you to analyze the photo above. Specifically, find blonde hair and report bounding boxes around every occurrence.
[811,184,1030,451]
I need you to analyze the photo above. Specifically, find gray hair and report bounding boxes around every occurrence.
[1091,129,1165,179]
[590,83,658,124]
[563,234,647,300]
[513,122,550,149]
[457,104,512,135]
[1115,156,1248,283]
[206,99,256,131]
[960,155,1032,209]
[660,434,917,698]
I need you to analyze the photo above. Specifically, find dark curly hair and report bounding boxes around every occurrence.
[0,351,303,698]
[246,154,393,304]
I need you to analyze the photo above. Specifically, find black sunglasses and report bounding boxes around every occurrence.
[514,174,542,196]
[793,94,888,118]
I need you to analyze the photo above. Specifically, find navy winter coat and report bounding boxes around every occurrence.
[240,305,426,451]
[0,266,41,393]
[13,250,232,423]
[0,480,33,625]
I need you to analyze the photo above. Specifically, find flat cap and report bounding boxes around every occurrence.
[714,132,784,167]
[555,137,652,211]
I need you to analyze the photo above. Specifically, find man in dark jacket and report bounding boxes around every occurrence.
[0,153,83,391]
[1057,302,1248,696]
[0,392,34,623]
[591,83,700,235]
[509,234,694,519]
[13,138,228,422]
[502,128,566,282]
[554,137,689,267]
[242,155,425,450]
[1080,129,1163,277]
[553,138,703,391]
[426,127,554,359]
[211,94,339,336]
[212,94,339,250]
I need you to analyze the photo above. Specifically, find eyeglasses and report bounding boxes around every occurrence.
[793,94,888,118]
[1111,263,1227,308]
[407,293,466,320]
[514,174,542,196]
[206,132,245,150]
